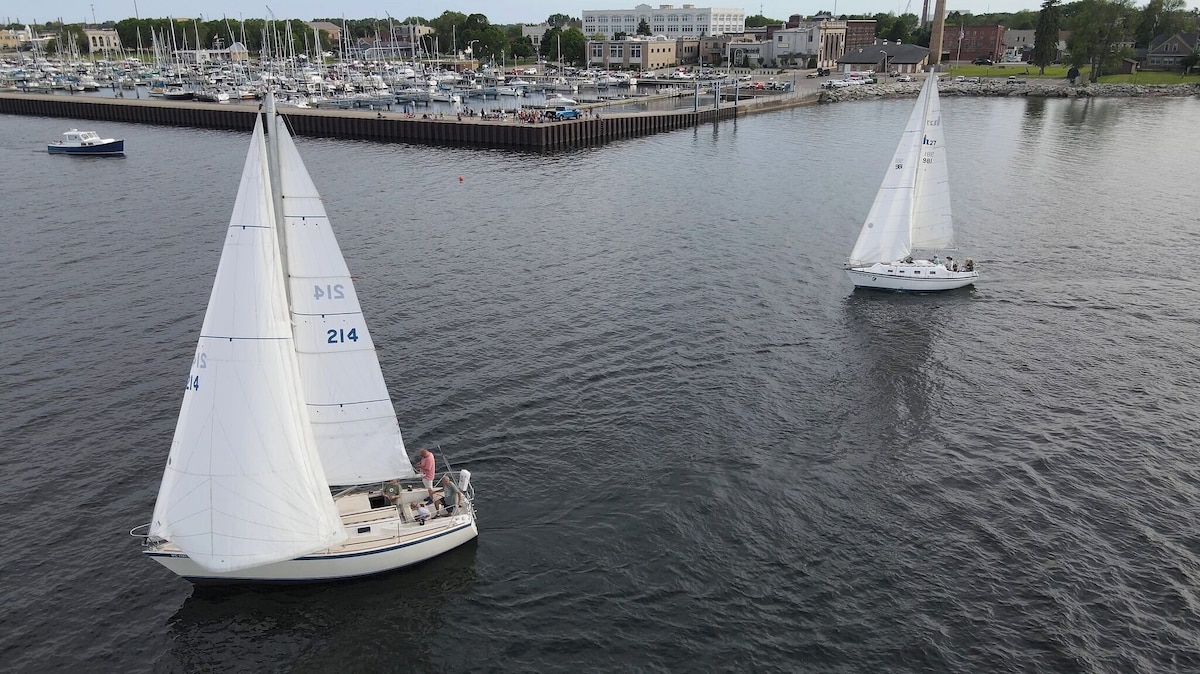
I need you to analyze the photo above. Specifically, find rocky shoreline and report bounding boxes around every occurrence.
[818,79,1200,103]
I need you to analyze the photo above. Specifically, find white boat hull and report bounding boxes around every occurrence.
[846,262,977,291]
[146,514,478,583]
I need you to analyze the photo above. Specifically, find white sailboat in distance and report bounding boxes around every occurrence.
[132,94,478,582]
[845,73,978,291]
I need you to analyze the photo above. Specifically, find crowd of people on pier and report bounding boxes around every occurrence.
[376,106,599,124]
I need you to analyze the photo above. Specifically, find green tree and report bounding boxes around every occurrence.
[540,26,562,60]
[1007,10,1040,30]
[884,18,910,43]
[1066,0,1136,82]
[744,14,784,28]
[427,10,468,53]
[547,13,574,28]
[510,36,533,58]
[911,25,932,48]
[1136,0,1189,47]
[871,13,894,37]
[613,31,628,40]
[1033,0,1062,74]
[637,19,651,35]
[558,27,586,65]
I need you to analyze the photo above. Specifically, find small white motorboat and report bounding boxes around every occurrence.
[47,129,125,155]
[545,92,578,106]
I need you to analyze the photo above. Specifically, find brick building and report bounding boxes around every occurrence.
[845,20,878,54]
[940,24,1006,63]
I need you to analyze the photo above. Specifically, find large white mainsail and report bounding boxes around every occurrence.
[848,74,942,266]
[272,116,417,485]
[148,118,347,573]
[909,76,954,250]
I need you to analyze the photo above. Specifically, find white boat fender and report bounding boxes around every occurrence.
[458,469,471,492]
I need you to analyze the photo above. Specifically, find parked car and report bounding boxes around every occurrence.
[547,106,582,120]
[738,74,752,82]
[1007,76,1028,84]
[971,57,994,65]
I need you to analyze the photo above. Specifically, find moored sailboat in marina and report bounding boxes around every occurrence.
[131,94,478,582]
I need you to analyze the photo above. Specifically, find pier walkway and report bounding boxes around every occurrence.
[0,90,818,150]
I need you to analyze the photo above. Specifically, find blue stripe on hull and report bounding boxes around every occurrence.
[48,141,124,155]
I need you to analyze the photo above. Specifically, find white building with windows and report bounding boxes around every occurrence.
[83,28,122,55]
[523,24,551,51]
[583,4,746,39]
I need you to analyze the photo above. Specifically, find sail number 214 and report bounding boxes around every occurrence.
[327,328,359,344]
[313,284,346,300]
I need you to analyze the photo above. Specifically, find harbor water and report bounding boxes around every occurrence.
[2,95,1199,672]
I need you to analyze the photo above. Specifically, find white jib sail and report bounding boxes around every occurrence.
[273,115,417,485]
[149,118,347,573]
[847,75,931,266]
[910,77,955,251]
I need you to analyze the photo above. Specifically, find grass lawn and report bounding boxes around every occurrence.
[945,62,1200,84]
[1097,71,1200,84]
[945,63,1079,78]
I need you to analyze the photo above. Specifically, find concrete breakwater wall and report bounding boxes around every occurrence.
[820,80,1200,103]
[0,91,818,150]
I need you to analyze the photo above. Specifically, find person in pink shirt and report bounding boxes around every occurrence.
[416,448,436,502]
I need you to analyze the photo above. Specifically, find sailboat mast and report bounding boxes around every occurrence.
[263,93,292,307]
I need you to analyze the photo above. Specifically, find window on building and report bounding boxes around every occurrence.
[610,44,623,57]
[630,44,642,58]
[591,44,604,58]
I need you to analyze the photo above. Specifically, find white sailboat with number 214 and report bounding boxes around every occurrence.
[131,94,478,583]
[845,73,978,291]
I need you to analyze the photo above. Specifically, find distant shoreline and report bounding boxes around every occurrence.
[819,80,1200,102]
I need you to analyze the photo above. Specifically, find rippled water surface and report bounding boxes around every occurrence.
[2,96,1199,673]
